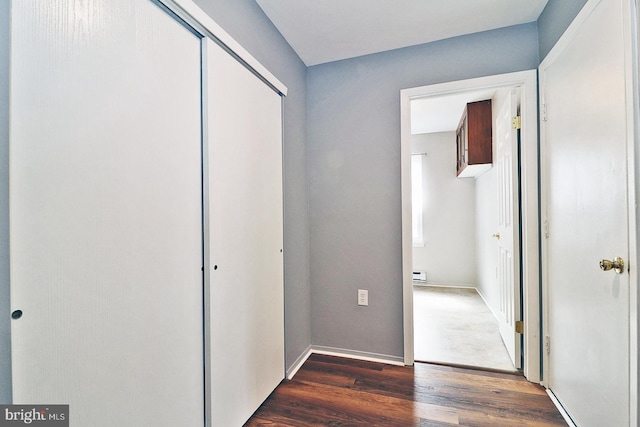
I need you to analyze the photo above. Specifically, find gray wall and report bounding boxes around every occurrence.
[0,0,11,404]
[537,0,589,60]
[308,23,539,359]
[193,0,311,371]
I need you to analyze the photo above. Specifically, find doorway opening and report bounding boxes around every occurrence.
[400,70,540,382]
[410,87,520,372]
[413,286,515,371]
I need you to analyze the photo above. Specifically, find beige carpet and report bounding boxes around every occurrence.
[413,285,516,372]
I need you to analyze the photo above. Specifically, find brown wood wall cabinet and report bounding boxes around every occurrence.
[456,99,492,178]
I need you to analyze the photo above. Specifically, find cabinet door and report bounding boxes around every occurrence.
[205,40,285,427]
[10,1,204,425]
[457,101,492,177]
[466,100,492,165]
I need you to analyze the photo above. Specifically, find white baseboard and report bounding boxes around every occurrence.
[546,389,577,427]
[475,287,502,323]
[286,346,312,380]
[285,345,405,380]
[310,346,405,366]
[414,282,477,289]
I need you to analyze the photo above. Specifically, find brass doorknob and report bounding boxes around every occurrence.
[492,233,501,239]
[599,257,625,274]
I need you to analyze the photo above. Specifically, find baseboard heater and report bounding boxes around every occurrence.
[413,271,426,283]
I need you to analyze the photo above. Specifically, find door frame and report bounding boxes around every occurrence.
[539,0,639,423]
[400,70,540,383]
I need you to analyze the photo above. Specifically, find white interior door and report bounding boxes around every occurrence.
[205,40,284,427]
[10,1,204,426]
[495,89,521,368]
[540,0,632,424]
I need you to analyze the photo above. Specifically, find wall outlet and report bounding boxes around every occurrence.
[358,289,368,306]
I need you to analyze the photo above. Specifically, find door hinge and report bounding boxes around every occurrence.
[543,219,550,239]
[541,104,547,122]
[512,116,522,129]
[545,335,551,355]
[515,320,524,334]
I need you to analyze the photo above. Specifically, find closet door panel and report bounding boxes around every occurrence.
[10,1,204,425]
[206,41,284,427]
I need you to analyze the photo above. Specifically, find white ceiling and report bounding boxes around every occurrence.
[255,0,549,66]
[411,89,498,134]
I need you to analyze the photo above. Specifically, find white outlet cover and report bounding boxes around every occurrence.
[358,289,368,306]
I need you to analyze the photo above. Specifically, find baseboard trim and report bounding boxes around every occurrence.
[414,282,477,289]
[475,287,501,324]
[286,346,406,380]
[310,346,405,366]
[286,346,312,380]
[546,389,577,427]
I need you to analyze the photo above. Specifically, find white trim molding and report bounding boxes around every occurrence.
[159,0,288,96]
[286,346,405,381]
[547,390,577,427]
[286,346,313,380]
[311,345,405,366]
[630,1,640,425]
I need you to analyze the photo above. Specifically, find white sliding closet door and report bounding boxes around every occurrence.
[205,41,284,427]
[10,1,204,426]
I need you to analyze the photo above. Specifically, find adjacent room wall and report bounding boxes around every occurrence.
[475,165,498,307]
[537,0,589,60]
[308,23,539,359]
[475,165,498,312]
[475,88,511,317]
[412,132,477,287]
[193,0,311,372]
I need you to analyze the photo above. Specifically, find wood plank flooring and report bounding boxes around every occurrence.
[245,354,567,426]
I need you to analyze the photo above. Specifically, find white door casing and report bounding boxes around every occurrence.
[400,70,540,382]
[540,0,636,424]
[10,0,204,425]
[495,89,522,368]
[205,40,285,427]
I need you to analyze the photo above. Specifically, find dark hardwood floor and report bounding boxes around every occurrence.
[245,353,567,426]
